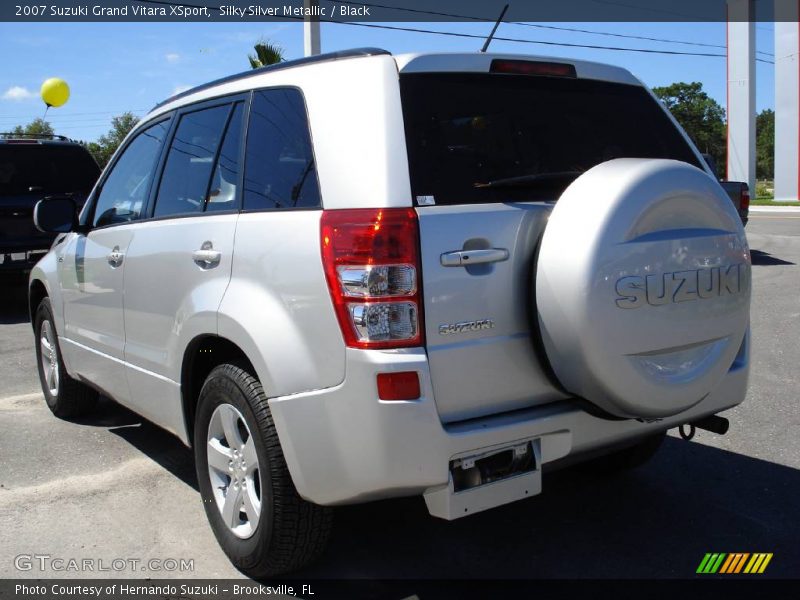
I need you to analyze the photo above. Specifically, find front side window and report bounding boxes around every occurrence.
[92,120,169,227]
[243,89,320,210]
[153,104,231,218]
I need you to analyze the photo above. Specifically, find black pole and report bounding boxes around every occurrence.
[480,4,510,53]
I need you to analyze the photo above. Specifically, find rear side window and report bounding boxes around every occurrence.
[243,88,320,210]
[0,144,99,197]
[400,73,703,205]
[153,104,232,218]
[206,103,244,213]
[92,120,169,228]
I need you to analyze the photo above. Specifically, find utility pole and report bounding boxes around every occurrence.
[774,0,799,202]
[726,0,756,195]
[304,0,321,57]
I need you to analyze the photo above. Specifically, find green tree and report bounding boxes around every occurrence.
[248,40,284,69]
[652,81,727,177]
[3,118,55,138]
[87,112,140,168]
[756,109,774,180]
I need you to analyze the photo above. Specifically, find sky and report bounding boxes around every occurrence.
[0,20,776,142]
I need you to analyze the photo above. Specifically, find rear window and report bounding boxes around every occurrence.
[400,73,702,205]
[0,144,100,197]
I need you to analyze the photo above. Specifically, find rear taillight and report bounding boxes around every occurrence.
[741,186,750,211]
[321,208,424,349]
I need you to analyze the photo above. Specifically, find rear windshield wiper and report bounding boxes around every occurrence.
[474,170,584,189]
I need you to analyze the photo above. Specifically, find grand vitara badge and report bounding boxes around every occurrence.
[439,319,495,335]
[615,263,748,309]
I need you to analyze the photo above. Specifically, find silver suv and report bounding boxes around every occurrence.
[30,49,751,577]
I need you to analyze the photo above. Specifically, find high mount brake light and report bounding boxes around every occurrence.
[321,208,424,349]
[490,59,577,78]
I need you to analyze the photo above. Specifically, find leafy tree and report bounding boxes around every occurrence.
[652,81,727,177]
[756,109,774,180]
[87,112,139,168]
[3,118,55,138]
[248,40,284,69]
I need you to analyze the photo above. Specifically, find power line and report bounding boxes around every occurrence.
[325,20,775,64]
[138,1,775,63]
[0,109,148,120]
[513,22,772,57]
[329,0,774,57]
[0,117,135,124]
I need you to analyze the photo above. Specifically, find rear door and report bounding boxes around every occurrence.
[399,66,707,423]
[122,96,245,432]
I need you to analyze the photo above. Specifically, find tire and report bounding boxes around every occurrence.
[194,363,332,577]
[590,432,666,473]
[34,297,98,418]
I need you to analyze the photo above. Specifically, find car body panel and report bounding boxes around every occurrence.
[217,210,346,399]
[417,203,570,422]
[58,226,133,404]
[122,214,238,436]
[268,342,749,508]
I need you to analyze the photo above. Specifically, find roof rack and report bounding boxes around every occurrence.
[151,47,391,111]
[0,132,72,141]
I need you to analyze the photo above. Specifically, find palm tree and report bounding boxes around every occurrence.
[248,41,284,69]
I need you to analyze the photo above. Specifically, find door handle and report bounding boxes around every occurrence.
[193,242,221,268]
[107,247,124,267]
[440,248,509,267]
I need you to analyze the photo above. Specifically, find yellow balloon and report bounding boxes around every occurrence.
[41,78,70,108]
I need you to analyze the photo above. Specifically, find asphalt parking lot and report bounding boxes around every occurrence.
[1,210,798,581]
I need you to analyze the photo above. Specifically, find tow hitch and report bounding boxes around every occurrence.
[679,414,730,440]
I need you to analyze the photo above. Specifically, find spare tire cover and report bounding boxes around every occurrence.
[536,158,750,418]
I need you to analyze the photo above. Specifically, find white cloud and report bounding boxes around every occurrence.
[2,86,36,101]
[165,52,180,64]
[172,84,191,95]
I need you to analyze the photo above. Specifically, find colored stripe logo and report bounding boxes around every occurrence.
[697,553,773,574]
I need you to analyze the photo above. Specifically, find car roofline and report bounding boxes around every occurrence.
[149,47,391,113]
[0,133,78,143]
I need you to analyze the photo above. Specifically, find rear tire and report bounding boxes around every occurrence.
[194,363,332,577]
[34,297,98,418]
[590,432,666,472]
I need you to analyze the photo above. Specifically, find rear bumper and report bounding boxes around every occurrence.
[269,340,749,517]
[0,248,50,272]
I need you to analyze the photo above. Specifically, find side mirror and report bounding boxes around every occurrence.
[33,196,78,234]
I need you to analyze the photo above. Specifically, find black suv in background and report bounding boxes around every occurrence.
[0,134,100,277]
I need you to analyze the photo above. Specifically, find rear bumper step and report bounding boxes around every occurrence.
[424,440,542,520]
[268,347,748,511]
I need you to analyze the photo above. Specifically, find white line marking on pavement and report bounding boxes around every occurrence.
[749,205,800,213]
[0,391,43,403]
[749,215,800,219]
[0,457,166,509]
